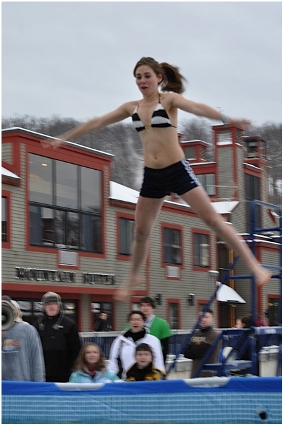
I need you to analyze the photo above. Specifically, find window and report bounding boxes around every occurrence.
[28,154,102,252]
[218,243,229,282]
[245,174,260,232]
[2,197,8,242]
[119,217,135,255]
[163,227,182,265]
[267,297,280,326]
[56,161,78,209]
[169,303,179,329]
[197,174,216,195]
[194,233,210,267]
[91,302,113,330]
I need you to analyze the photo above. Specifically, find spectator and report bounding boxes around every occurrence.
[126,343,165,381]
[69,343,121,383]
[33,291,81,382]
[231,315,253,375]
[184,309,220,378]
[108,310,165,379]
[139,296,172,362]
[235,315,252,329]
[255,314,267,327]
[2,296,45,381]
[94,311,111,331]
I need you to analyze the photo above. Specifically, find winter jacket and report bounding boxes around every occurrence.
[94,318,110,331]
[34,314,81,382]
[69,368,121,383]
[108,329,165,379]
[126,362,165,381]
[184,326,220,377]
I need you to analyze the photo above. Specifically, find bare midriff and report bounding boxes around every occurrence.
[140,127,184,169]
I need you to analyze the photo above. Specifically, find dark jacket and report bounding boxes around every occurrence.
[94,318,110,331]
[126,362,165,381]
[184,326,220,377]
[33,314,81,382]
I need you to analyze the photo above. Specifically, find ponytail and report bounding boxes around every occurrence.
[159,62,187,94]
[133,57,187,94]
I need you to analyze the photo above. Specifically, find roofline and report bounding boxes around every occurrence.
[2,127,114,159]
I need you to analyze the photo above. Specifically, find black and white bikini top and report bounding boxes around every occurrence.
[132,97,177,132]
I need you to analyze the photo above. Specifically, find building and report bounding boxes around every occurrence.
[2,124,281,331]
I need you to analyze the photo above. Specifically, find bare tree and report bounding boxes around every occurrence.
[2,115,281,201]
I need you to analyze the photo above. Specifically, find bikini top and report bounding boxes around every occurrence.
[132,97,177,132]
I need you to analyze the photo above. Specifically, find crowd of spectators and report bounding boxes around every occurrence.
[2,294,270,383]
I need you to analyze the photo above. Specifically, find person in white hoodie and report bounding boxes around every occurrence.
[108,310,165,379]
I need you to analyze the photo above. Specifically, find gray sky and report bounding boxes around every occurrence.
[2,1,282,128]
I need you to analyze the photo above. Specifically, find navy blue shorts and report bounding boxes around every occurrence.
[140,158,201,198]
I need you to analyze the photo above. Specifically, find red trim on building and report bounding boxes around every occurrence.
[2,190,11,249]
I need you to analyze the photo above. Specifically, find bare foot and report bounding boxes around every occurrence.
[114,275,144,302]
[114,286,133,302]
[255,267,272,287]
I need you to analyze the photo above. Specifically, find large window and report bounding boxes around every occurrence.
[193,233,210,267]
[28,154,102,252]
[245,174,260,232]
[197,174,216,195]
[2,197,8,242]
[119,217,135,255]
[163,227,182,265]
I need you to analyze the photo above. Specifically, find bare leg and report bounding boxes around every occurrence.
[181,186,271,286]
[114,196,164,301]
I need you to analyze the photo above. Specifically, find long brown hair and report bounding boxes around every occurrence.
[73,343,106,372]
[133,57,187,94]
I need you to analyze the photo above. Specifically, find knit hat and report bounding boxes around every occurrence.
[39,292,64,330]
[42,292,61,306]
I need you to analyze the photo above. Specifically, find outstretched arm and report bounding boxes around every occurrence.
[169,93,251,129]
[42,102,132,149]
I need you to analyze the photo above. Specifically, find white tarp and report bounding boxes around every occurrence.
[216,282,246,303]
[1,166,20,180]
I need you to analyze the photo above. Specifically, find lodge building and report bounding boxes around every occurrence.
[2,124,281,331]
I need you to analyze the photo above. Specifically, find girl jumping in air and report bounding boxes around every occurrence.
[43,57,271,301]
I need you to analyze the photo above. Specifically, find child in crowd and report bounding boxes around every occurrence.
[69,343,121,383]
[126,343,165,381]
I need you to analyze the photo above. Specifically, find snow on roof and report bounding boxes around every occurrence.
[110,181,239,214]
[1,166,20,180]
[110,181,139,204]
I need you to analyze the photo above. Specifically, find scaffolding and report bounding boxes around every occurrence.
[166,200,282,378]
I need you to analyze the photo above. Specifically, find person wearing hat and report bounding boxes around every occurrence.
[33,292,81,382]
[2,296,45,381]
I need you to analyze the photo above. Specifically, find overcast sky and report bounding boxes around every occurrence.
[2,1,282,129]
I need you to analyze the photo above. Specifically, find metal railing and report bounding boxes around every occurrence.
[79,327,282,362]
